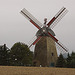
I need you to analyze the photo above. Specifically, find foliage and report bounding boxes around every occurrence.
[0,44,10,65]
[66,53,72,68]
[56,52,75,68]
[56,53,66,67]
[0,43,75,68]
[9,42,33,66]
[66,52,75,68]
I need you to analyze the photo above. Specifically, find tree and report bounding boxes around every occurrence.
[9,42,33,66]
[70,52,75,68]
[0,44,10,65]
[66,53,71,68]
[66,52,75,68]
[56,53,66,67]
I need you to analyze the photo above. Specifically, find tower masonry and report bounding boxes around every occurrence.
[33,36,58,67]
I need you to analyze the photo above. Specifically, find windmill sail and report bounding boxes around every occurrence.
[20,8,43,29]
[20,7,69,52]
[28,36,42,48]
[48,32,68,52]
[47,7,68,29]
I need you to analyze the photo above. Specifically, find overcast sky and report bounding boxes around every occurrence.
[0,0,75,53]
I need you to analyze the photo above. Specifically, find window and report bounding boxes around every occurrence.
[51,53,54,56]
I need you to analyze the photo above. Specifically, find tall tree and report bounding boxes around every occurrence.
[70,52,75,68]
[66,53,71,68]
[10,42,33,66]
[0,44,10,65]
[66,52,75,68]
[56,53,66,67]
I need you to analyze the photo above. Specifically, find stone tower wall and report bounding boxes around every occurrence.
[33,36,58,67]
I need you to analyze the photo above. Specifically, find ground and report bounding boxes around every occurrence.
[0,66,75,75]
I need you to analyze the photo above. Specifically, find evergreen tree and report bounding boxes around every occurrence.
[0,44,10,65]
[66,53,71,68]
[70,52,75,68]
[56,53,66,67]
[66,52,75,68]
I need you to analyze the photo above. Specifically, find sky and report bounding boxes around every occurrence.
[0,0,75,53]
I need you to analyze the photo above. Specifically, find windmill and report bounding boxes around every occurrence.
[20,7,69,67]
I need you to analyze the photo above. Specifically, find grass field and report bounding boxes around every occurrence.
[0,66,75,75]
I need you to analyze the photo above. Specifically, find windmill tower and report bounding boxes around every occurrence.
[20,7,69,67]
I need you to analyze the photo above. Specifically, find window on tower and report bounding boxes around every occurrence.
[51,53,54,56]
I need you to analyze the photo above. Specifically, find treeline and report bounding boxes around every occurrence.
[0,42,75,68]
[56,52,75,68]
[0,42,33,66]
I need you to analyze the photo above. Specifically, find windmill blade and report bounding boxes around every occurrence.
[47,7,68,29]
[28,36,42,48]
[55,42,67,54]
[48,32,69,52]
[50,8,68,29]
[20,8,43,29]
